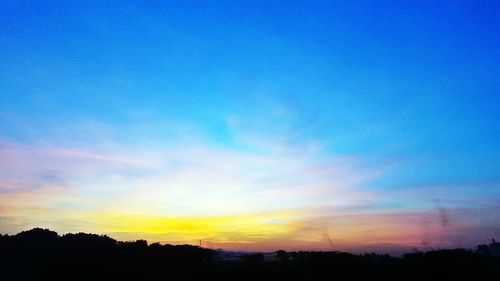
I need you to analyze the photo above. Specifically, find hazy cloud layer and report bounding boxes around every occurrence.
[1,135,498,252]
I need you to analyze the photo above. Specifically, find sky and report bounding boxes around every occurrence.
[0,0,499,254]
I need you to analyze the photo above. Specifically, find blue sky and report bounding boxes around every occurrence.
[0,1,499,252]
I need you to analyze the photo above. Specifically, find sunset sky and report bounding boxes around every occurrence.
[0,1,499,253]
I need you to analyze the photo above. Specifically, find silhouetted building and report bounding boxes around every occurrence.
[476,239,500,257]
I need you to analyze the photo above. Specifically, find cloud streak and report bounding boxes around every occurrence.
[1,131,498,252]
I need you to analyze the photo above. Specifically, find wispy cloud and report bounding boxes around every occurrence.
[0,139,156,192]
[0,134,386,243]
[1,123,498,252]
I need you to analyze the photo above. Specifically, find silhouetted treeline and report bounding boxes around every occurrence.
[1,228,499,281]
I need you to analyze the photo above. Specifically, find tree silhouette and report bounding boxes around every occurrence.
[0,228,499,280]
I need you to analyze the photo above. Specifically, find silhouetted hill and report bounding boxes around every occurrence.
[1,228,499,281]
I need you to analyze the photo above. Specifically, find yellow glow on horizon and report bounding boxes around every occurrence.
[0,177,464,251]
[93,212,298,243]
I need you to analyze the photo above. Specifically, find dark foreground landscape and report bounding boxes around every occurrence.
[1,228,499,281]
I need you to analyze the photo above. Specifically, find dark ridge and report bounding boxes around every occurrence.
[1,228,499,281]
